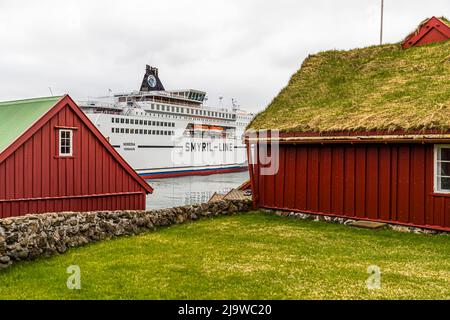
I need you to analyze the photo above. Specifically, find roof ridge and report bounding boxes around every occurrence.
[0,96,62,107]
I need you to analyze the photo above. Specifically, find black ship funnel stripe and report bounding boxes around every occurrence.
[140,65,165,92]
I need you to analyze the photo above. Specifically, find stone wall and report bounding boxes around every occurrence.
[0,200,252,269]
[269,209,450,235]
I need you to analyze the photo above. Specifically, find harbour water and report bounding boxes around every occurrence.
[145,171,249,209]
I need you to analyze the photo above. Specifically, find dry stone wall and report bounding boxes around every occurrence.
[0,200,252,269]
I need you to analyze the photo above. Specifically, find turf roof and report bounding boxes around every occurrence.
[248,38,450,134]
[0,96,61,153]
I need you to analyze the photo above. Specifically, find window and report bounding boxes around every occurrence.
[435,145,450,193]
[59,129,73,157]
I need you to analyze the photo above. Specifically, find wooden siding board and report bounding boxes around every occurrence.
[365,146,379,219]
[378,146,391,221]
[355,147,366,218]
[294,147,308,210]
[307,147,319,211]
[318,147,332,213]
[344,146,355,216]
[331,147,344,215]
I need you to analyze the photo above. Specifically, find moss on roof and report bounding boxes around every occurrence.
[248,40,450,133]
[0,96,61,153]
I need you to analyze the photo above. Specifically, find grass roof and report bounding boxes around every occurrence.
[248,39,450,133]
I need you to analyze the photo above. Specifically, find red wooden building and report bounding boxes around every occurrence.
[246,18,450,232]
[402,16,450,49]
[0,95,153,218]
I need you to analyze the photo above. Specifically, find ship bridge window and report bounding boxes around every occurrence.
[156,105,160,111]
[151,104,155,110]
[176,107,180,113]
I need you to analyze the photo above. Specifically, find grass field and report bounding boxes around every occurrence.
[0,212,449,300]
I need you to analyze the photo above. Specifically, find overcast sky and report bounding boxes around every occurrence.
[0,0,448,112]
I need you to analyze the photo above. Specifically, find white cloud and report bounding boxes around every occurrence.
[0,0,448,112]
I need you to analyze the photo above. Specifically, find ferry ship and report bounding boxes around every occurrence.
[78,65,254,179]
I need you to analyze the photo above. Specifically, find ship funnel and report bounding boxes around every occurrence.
[140,65,165,92]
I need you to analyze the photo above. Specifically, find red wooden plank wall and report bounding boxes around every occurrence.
[252,143,450,231]
[0,104,147,217]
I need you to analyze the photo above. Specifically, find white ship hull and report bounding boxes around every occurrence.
[86,112,249,179]
[80,65,254,179]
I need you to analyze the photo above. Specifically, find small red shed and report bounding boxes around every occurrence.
[402,16,450,49]
[0,95,153,218]
[246,19,450,232]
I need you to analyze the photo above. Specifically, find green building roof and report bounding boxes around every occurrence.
[247,39,450,133]
[0,96,61,153]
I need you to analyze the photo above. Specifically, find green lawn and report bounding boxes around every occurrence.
[0,212,449,300]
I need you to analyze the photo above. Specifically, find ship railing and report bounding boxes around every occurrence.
[77,100,121,110]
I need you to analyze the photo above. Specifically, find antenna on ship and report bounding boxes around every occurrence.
[219,96,223,108]
[232,98,239,111]
[48,86,53,96]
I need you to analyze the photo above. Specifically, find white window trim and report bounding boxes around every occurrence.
[434,144,450,193]
[59,129,73,157]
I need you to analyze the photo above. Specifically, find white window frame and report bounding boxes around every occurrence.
[434,144,450,193]
[59,129,73,157]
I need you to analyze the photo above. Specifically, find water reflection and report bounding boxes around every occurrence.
[146,171,249,209]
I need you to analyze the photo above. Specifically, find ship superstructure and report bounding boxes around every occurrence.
[78,65,254,179]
